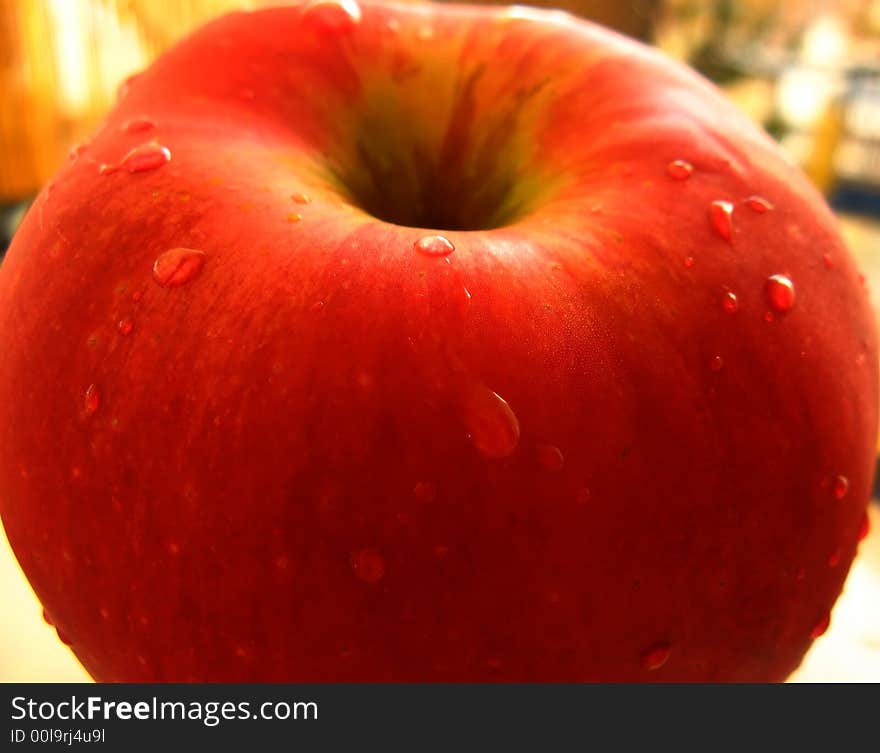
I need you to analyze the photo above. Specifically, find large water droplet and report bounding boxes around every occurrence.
[765,275,795,313]
[84,384,100,416]
[121,116,157,133]
[832,474,849,500]
[810,613,831,639]
[537,445,564,471]
[708,200,734,243]
[415,234,455,257]
[152,248,207,288]
[100,142,171,175]
[722,291,738,314]
[117,318,134,336]
[640,641,671,670]
[350,548,384,583]
[464,388,520,459]
[744,195,773,213]
[665,159,693,180]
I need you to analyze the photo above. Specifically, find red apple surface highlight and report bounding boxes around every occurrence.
[0,1,876,682]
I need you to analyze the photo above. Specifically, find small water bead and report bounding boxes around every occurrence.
[132,290,143,302]
[764,311,775,323]
[832,474,849,500]
[414,234,455,257]
[822,254,834,270]
[287,213,303,223]
[350,548,384,584]
[464,388,520,459]
[575,487,592,505]
[291,192,311,205]
[100,142,171,175]
[708,200,734,243]
[828,550,841,568]
[84,384,100,415]
[56,628,73,646]
[310,300,325,312]
[121,116,157,133]
[684,256,695,269]
[640,641,671,671]
[765,275,795,313]
[665,159,693,180]
[744,195,773,213]
[810,613,831,639]
[708,355,724,372]
[413,481,437,504]
[68,143,88,161]
[117,318,134,336]
[42,608,54,626]
[537,445,564,472]
[152,248,207,288]
[722,291,738,314]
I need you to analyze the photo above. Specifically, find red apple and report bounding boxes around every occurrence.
[0,1,875,682]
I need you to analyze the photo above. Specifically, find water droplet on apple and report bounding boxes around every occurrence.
[665,159,693,180]
[832,474,849,500]
[744,195,773,213]
[42,608,54,626]
[84,384,100,416]
[764,311,775,323]
[56,628,72,646]
[576,487,591,505]
[152,248,207,288]
[722,291,738,314]
[414,234,455,257]
[684,256,695,268]
[132,290,143,302]
[463,387,520,459]
[708,200,733,243]
[537,444,564,471]
[117,71,141,101]
[351,548,384,583]
[858,512,870,542]
[827,550,841,568]
[413,481,437,504]
[68,143,88,161]
[99,606,110,619]
[822,253,834,270]
[292,192,311,205]
[117,317,134,336]
[709,355,724,372]
[310,300,325,312]
[302,0,362,28]
[100,142,171,175]
[121,116,157,133]
[765,275,795,313]
[287,213,303,223]
[640,641,671,670]
[810,613,831,639]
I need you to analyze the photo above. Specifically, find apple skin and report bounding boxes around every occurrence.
[0,1,876,682]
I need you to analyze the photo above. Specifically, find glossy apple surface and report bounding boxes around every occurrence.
[0,1,875,681]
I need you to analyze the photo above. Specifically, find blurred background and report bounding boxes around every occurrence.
[0,0,879,682]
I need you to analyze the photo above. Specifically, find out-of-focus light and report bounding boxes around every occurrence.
[46,0,90,113]
[776,67,838,128]
[801,14,849,67]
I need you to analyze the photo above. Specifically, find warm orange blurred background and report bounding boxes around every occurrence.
[1,0,879,682]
